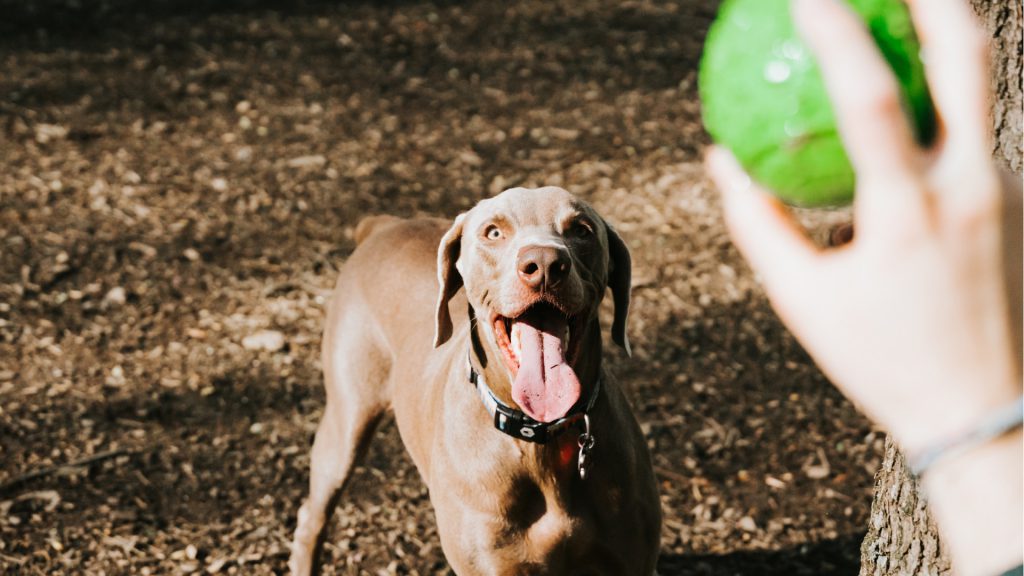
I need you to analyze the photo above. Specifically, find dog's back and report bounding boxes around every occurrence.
[353,214,401,245]
[325,215,453,393]
[342,214,452,326]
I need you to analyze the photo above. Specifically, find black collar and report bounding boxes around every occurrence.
[468,355,600,444]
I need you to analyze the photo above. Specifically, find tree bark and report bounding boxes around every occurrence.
[970,0,1023,173]
[859,438,953,576]
[858,3,1022,576]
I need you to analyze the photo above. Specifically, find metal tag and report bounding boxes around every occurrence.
[577,414,595,480]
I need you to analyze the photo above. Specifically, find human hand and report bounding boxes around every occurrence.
[705,0,1020,454]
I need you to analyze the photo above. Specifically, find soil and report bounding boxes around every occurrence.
[0,1,881,574]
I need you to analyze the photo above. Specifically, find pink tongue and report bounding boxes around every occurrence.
[511,314,580,423]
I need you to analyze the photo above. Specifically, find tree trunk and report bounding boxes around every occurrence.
[858,2,1022,575]
[970,0,1023,173]
[859,438,953,576]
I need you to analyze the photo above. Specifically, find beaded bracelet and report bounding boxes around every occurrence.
[909,395,1024,477]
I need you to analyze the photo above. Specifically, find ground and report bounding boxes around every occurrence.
[0,1,882,574]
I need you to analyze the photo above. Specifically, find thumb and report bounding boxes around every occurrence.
[706,147,819,299]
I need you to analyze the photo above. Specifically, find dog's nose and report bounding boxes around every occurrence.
[517,246,571,290]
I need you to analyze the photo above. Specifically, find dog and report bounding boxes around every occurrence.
[289,186,662,575]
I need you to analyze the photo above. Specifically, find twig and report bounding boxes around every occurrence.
[654,465,690,483]
[0,449,133,495]
[0,552,26,566]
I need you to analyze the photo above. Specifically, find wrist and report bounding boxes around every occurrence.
[907,394,1023,476]
[893,369,1021,455]
[921,428,1023,576]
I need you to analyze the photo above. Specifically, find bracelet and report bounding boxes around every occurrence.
[909,395,1024,477]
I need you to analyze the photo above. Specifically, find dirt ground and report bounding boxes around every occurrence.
[0,0,882,574]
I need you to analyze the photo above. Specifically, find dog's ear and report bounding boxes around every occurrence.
[604,220,632,356]
[434,213,466,348]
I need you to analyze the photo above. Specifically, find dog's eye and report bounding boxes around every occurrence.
[571,220,594,237]
[484,225,503,241]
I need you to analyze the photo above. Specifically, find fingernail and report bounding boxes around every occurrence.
[729,170,753,196]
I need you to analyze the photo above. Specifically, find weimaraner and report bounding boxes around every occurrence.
[289,186,662,575]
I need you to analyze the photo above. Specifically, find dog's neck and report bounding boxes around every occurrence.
[470,314,604,414]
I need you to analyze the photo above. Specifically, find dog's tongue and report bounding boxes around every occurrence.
[512,313,580,423]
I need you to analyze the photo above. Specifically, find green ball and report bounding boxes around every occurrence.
[699,0,937,207]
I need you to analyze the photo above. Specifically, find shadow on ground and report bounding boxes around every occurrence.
[659,533,863,576]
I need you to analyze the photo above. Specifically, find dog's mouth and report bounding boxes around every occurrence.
[492,302,582,423]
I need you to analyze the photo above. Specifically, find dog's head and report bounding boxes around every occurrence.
[433,186,631,422]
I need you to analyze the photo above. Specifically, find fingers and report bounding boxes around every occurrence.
[792,0,926,234]
[706,147,819,296]
[906,0,998,215]
[906,0,991,160]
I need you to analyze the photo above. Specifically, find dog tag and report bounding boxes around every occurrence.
[577,414,595,480]
[577,434,595,480]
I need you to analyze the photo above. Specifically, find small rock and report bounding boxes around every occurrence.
[106,365,126,387]
[206,558,228,574]
[234,146,253,162]
[34,123,68,144]
[738,516,758,532]
[103,287,127,306]
[457,150,483,167]
[242,330,285,352]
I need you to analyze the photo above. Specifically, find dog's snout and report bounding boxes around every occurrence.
[517,246,571,290]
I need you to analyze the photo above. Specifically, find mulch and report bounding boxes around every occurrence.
[0,0,877,573]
